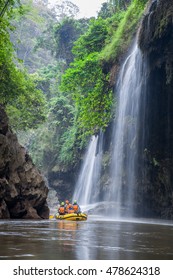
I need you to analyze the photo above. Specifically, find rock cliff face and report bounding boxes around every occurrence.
[48,168,77,203]
[135,0,173,218]
[0,105,49,219]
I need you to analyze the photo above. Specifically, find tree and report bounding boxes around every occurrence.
[10,0,56,73]
[54,17,89,67]
[52,0,79,20]
[72,18,108,59]
[0,0,46,129]
[60,17,113,136]
[0,0,21,18]
[109,0,131,11]
[98,2,114,19]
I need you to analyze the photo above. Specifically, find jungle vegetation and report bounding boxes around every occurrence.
[0,0,148,173]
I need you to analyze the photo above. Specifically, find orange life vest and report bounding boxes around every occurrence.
[68,204,74,214]
[58,206,65,215]
[73,204,79,213]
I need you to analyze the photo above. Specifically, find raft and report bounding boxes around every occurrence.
[55,212,87,221]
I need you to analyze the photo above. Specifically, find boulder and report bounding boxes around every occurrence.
[0,105,49,219]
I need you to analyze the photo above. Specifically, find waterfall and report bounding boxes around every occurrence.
[73,133,103,206]
[107,41,147,218]
[73,42,147,216]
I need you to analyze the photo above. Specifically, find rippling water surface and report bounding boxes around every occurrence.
[0,216,173,260]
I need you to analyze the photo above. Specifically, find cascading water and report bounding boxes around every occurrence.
[73,133,103,207]
[73,42,147,216]
[107,41,147,218]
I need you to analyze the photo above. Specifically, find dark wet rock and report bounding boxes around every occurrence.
[48,168,76,203]
[134,0,173,219]
[0,105,49,219]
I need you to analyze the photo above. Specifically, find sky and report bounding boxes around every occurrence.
[49,0,107,18]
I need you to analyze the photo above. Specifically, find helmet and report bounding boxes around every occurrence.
[65,200,69,204]
[73,200,77,204]
[61,202,65,206]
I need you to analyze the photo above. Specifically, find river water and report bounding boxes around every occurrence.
[0,216,173,260]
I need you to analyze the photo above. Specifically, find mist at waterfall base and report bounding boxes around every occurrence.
[73,41,148,218]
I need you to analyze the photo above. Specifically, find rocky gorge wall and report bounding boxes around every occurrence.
[0,105,49,219]
[135,0,173,218]
[98,0,173,219]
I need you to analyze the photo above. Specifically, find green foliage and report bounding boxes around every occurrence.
[54,17,89,67]
[6,80,47,130]
[33,63,64,99]
[108,0,131,11]
[0,0,22,18]
[24,92,79,169]
[59,125,78,164]
[72,18,108,58]
[57,0,147,158]
[101,0,147,62]
[49,94,74,129]
[98,2,114,19]
[59,1,147,139]
[59,16,114,137]
[0,0,47,130]
[11,0,56,73]
[60,52,112,136]
[13,0,148,171]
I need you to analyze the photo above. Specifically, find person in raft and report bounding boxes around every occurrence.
[58,202,65,215]
[68,203,75,214]
[64,200,70,213]
[58,200,81,215]
[73,200,81,214]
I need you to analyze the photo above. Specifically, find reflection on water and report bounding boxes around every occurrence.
[0,216,173,260]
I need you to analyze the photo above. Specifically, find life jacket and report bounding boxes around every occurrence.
[65,204,70,213]
[68,204,74,214]
[73,204,79,213]
[58,206,65,215]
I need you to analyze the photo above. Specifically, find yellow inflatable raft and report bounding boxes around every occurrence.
[55,212,87,221]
